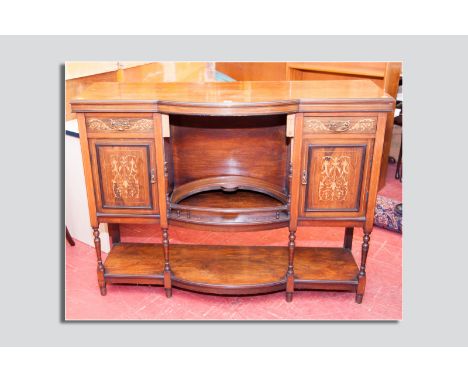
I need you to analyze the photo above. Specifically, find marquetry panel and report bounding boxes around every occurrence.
[89,139,159,214]
[85,114,154,134]
[301,141,373,217]
[303,116,377,134]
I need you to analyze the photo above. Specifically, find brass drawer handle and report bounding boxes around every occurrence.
[326,120,351,132]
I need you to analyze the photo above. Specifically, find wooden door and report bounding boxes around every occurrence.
[89,139,159,214]
[300,139,373,218]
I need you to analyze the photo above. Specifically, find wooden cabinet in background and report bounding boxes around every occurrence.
[71,80,394,304]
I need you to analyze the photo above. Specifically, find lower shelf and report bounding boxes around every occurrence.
[104,243,165,282]
[104,243,359,295]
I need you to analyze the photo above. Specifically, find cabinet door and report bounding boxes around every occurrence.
[300,139,373,218]
[89,139,159,214]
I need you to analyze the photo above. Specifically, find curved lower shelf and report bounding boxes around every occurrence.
[103,243,359,295]
[169,176,289,229]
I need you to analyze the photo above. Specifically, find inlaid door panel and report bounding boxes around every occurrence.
[89,139,159,214]
[300,139,373,218]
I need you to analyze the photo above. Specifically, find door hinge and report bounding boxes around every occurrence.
[150,169,156,183]
[301,170,308,185]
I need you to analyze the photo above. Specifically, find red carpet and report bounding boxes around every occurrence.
[65,164,402,320]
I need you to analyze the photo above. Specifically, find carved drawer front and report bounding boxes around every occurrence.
[303,116,377,134]
[300,141,372,217]
[89,139,159,214]
[86,114,154,134]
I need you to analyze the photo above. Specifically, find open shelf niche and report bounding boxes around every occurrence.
[165,114,291,229]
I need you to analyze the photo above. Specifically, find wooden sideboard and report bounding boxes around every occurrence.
[71,80,394,303]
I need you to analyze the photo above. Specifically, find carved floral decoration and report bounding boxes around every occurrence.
[305,118,376,133]
[88,118,153,132]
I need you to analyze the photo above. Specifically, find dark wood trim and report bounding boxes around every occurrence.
[296,279,358,286]
[298,219,364,228]
[304,143,367,213]
[105,273,163,280]
[295,282,357,292]
[168,218,289,232]
[95,142,154,210]
[298,104,393,113]
[72,106,159,113]
[107,223,121,247]
[97,214,365,226]
[169,203,288,213]
[72,104,393,115]
[300,216,366,221]
[104,278,358,294]
[157,99,298,108]
[344,227,354,250]
[106,277,164,286]
[97,216,160,224]
[72,100,393,115]
[97,213,160,218]
[171,277,286,296]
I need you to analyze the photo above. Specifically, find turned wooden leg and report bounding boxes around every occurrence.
[162,228,172,298]
[108,223,121,248]
[356,231,370,304]
[286,230,296,302]
[93,227,107,296]
[343,227,354,250]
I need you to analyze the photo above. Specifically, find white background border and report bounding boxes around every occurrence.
[1,0,468,35]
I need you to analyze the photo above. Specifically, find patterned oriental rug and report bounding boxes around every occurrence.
[374,195,402,233]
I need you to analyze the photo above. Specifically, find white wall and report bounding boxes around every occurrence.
[65,119,110,252]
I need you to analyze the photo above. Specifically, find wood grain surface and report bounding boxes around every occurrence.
[70,80,394,115]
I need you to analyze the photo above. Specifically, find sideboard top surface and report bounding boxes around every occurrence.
[70,80,394,114]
